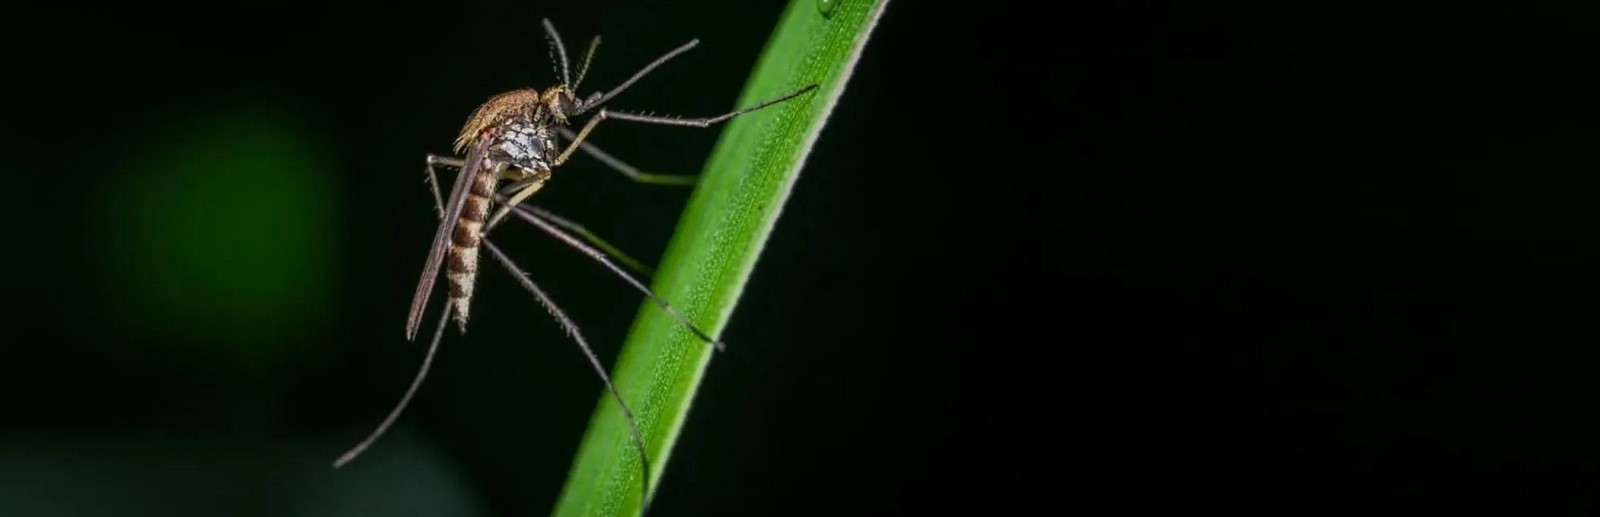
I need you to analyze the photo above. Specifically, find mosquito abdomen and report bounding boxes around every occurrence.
[446,163,498,330]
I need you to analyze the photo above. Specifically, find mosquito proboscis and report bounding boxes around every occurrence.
[333,17,819,514]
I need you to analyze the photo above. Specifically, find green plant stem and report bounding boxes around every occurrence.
[551,1,890,515]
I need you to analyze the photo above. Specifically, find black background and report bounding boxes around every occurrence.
[6,1,1599,515]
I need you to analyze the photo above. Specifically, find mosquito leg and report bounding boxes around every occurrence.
[424,154,471,221]
[554,84,820,167]
[423,156,458,218]
[427,154,466,169]
[608,83,817,128]
[525,205,657,277]
[574,39,700,114]
[440,145,657,513]
[434,152,535,233]
[556,126,699,186]
[335,298,453,468]
[499,199,726,351]
[472,169,654,277]
[352,149,476,454]
[482,238,653,510]
[430,163,657,499]
[484,177,549,232]
[431,160,650,341]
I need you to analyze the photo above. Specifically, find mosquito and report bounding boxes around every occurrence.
[332,16,818,511]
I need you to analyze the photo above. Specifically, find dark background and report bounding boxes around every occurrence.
[6,0,1599,515]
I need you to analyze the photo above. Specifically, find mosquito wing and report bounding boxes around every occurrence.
[406,138,491,340]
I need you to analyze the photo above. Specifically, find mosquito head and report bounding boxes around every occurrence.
[541,85,580,125]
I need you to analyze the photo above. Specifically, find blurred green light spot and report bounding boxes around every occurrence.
[107,102,339,350]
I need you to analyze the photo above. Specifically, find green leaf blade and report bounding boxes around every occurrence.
[552,1,891,515]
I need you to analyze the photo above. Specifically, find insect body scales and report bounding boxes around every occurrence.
[442,152,495,330]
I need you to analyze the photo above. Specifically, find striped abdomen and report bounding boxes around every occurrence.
[446,163,499,329]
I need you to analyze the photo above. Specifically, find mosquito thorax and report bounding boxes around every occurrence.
[454,88,556,154]
[489,120,557,173]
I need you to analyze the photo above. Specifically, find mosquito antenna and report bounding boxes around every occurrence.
[573,39,699,115]
[501,200,727,351]
[335,301,452,468]
[483,239,654,512]
[574,36,601,91]
[541,18,574,89]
